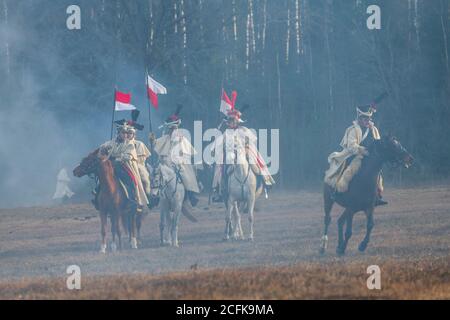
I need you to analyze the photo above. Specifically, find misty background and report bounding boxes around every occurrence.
[0,0,449,208]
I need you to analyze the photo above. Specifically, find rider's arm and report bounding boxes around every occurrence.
[117,143,136,163]
[346,128,368,156]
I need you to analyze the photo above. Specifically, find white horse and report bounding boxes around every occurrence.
[155,162,197,247]
[224,159,263,241]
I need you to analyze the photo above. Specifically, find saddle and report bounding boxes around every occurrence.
[335,137,374,193]
[335,155,363,193]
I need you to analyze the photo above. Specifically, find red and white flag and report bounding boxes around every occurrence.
[220,89,237,115]
[147,74,167,108]
[114,90,136,111]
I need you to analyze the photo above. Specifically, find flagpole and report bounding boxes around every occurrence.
[110,87,117,140]
[145,69,157,169]
[145,70,154,134]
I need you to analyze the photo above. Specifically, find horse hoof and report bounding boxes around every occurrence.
[161,241,171,247]
[111,243,117,252]
[336,247,346,256]
[130,238,138,249]
[247,237,254,242]
[358,242,368,252]
[320,235,328,252]
[100,245,107,254]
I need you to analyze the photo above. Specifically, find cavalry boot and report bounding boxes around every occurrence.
[211,187,224,203]
[375,195,388,206]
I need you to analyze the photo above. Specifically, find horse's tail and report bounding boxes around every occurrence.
[182,201,198,223]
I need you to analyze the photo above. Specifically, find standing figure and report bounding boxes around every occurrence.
[52,167,75,203]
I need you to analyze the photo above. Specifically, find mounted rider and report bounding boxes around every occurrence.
[150,105,200,207]
[94,123,149,212]
[115,110,152,206]
[324,99,387,206]
[211,106,275,202]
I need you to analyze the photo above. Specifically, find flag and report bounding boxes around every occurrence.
[146,74,167,108]
[220,89,237,115]
[115,90,136,111]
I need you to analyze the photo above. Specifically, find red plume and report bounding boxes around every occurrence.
[231,91,237,109]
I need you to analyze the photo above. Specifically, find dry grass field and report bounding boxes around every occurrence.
[0,186,449,299]
[1,257,449,299]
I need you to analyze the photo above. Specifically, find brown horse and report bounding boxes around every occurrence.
[73,149,138,253]
[320,135,414,255]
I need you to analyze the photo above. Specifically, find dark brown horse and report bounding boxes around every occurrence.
[320,135,414,255]
[73,149,139,253]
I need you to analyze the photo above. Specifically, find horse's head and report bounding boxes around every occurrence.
[377,135,414,168]
[73,149,101,178]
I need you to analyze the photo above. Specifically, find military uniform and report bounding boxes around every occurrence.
[211,108,275,201]
[131,138,151,196]
[114,110,152,202]
[99,124,149,209]
[151,105,200,206]
[324,103,385,204]
[153,129,200,194]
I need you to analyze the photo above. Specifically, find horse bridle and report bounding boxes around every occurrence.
[156,164,183,199]
[228,161,252,200]
[376,138,408,168]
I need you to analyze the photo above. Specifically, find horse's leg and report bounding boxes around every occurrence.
[247,198,256,241]
[136,214,142,246]
[129,210,138,249]
[100,212,107,254]
[320,185,335,254]
[171,205,182,247]
[342,211,355,253]
[223,199,233,241]
[336,208,351,255]
[160,201,170,246]
[116,211,122,250]
[233,202,244,240]
[110,213,117,252]
[125,213,131,243]
[359,207,375,252]
[159,206,164,245]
